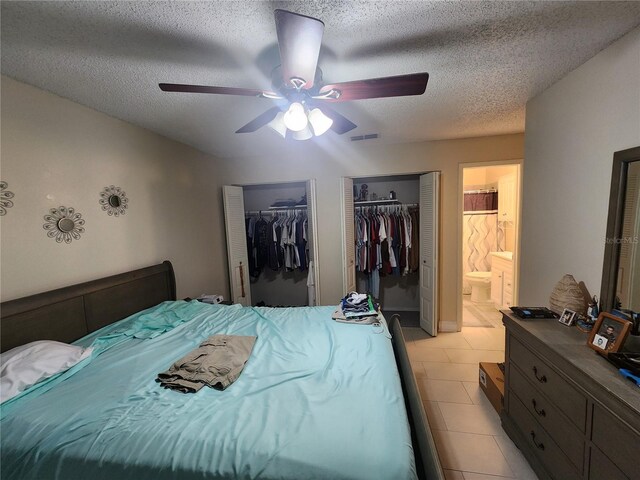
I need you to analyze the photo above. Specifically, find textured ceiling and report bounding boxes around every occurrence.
[2,1,640,159]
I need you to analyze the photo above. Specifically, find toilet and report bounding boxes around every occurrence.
[465,271,492,304]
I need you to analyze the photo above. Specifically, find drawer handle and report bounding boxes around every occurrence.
[532,366,547,383]
[530,431,545,451]
[531,399,546,417]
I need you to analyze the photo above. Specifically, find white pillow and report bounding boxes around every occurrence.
[0,340,93,403]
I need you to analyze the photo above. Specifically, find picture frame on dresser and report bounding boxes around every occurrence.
[587,312,632,354]
[558,308,577,326]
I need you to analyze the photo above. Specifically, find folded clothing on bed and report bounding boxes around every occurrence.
[157,334,256,393]
[339,292,379,319]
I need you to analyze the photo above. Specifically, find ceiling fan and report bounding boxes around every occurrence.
[159,10,429,140]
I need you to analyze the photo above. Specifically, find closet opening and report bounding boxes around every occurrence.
[223,180,320,308]
[341,172,440,336]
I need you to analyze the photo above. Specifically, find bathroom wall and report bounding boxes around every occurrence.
[463,165,518,252]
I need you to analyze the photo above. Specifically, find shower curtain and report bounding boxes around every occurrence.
[462,192,504,294]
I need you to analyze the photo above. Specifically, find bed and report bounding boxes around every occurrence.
[0,261,443,480]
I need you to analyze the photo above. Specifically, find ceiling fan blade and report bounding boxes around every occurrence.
[159,83,280,99]
[318,106,357,135]
[316,73,429,102]
[235,107,282,134]
[274,9,324,89]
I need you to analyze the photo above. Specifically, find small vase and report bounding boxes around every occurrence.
[549,274,587,315]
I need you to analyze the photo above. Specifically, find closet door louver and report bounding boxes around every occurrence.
[420,172,440,336]
[306,179,321,305]
[341,177,356,295]
[222,185,251,306]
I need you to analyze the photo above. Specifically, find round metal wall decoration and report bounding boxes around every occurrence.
[43,206,85,244]
[0,181,15,215]
[99,185,128,216]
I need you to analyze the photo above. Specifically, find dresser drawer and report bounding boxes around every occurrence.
[589,445,629,480]
[592,404,639,478]
[509,364,584,472]
[508,392,582,480]
[510,336,587,431]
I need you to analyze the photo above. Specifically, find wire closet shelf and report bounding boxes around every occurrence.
[245,205,308,216]
[355,199,417,212]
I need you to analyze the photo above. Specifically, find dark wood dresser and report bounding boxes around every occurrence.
[501,311,640,480]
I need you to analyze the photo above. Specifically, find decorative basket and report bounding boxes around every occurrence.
[549,274,587,315]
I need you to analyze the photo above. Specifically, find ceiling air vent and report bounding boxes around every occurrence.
[350,134,380,142]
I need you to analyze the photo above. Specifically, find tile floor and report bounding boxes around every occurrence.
[402,307,539,480]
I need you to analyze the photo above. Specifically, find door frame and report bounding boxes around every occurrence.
[341,171,440,328]
[456,159,523,332]
[338,170,430,294]
[228,178,320,305]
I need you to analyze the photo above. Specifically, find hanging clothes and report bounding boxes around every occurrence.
[253,217,269,278]
[354,205,419,299]
[245,209,309,278]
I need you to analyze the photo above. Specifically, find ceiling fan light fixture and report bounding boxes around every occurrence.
[267,111,287,138]
[291,125,313,141]
[308,108,333,136]
[283,102,308,132]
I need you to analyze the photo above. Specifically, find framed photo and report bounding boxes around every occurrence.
[559,308,577,326]
[587,312,632,354]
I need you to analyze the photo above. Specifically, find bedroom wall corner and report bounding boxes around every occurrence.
[520,27,640,306]
[0,76,229,302]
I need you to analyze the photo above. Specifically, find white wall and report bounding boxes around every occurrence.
[0,76,228,301]
[217,133,524,328]
[520,27,640,305]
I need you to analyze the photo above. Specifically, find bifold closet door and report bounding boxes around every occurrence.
[306,179,321,305]
[222,185,251,306]
[420,172,440,336]
[340,177,356,294]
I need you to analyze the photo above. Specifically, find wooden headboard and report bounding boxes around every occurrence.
[0,261,176,353]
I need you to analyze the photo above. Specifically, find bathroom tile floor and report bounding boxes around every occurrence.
[462,295,504,328]
[402,323,539,480]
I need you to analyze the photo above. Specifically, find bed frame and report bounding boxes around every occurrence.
[0,261,443,480]
[0,261,176,352]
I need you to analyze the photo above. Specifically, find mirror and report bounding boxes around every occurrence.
[42,206,85,244]
[57,218,75,233]
[601,146,640,312]
[108,195,121,208]
[99,185,128,216]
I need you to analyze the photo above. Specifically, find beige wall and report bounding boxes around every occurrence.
[217,133,524,327]
[0,76,228,301]
[520,27,640,305]
[0,74,524,331]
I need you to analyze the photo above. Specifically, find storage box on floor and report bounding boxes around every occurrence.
[479,362,504,414]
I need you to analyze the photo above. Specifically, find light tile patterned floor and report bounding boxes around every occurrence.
[403,313,539,480]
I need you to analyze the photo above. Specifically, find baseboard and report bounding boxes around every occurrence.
[382,306,420,312]
[439,320,458,332]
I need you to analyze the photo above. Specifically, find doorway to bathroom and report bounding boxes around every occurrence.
[457,162,522,330]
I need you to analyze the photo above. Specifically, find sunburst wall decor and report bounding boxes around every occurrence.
[0,181,15,215]
[43,206,85,243]
[99,185,128,216]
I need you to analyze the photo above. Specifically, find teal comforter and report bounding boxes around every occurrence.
[1,302,417,480]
